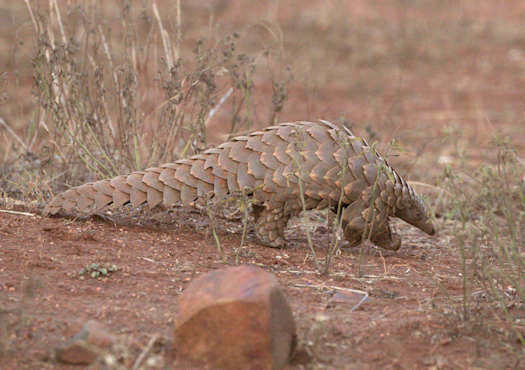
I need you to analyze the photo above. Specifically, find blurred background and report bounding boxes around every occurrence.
[0,0,524,192]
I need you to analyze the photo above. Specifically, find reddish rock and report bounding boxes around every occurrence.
[56,320,117,364]
[174,265,297,370]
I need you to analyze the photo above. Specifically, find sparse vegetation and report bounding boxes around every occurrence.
[439,133,525,339]
[2,0,290,197]
[79,262,118,279]
[1,0,525,368]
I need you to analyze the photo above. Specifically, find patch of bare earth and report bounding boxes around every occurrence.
[0,201,522,369]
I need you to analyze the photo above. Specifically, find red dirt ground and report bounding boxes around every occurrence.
[1,201,523,369]
[1,1,525,369]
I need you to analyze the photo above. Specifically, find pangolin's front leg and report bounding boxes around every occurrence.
[341,187,402,251]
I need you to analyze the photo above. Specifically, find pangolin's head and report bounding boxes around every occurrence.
[395,194,435,236]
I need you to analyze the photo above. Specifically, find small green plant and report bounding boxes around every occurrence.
[323,131,354,275]
[288,126,321,271]
[234,185,263,265]
[79,263,118,278]
[203,193,231,266]
[323,131,405,276]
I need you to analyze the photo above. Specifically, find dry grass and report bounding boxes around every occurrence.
[1,0,292,198]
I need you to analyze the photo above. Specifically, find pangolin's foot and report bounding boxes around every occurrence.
[342,216,402,251]
[370,232,402,251]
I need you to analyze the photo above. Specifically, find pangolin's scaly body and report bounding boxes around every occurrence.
[43,121,435,250]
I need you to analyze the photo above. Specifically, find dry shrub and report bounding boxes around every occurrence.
[439,134,525,340]
[1,0,292,197]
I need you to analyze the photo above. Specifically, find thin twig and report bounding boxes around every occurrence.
[131,334,159,370]
[294,284,369,313]
[0,118,30,152]
[0,210,37,217]
[289,127,320,271]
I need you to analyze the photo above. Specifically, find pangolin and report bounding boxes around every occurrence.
[43,121,435,250]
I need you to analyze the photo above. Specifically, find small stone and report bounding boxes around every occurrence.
[56,320,117,364]
[174,265,297,370]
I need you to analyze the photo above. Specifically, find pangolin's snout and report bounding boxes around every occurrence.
[426,222,436,236]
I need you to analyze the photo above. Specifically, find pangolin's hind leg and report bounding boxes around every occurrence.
[341,191,402,251]
[252,204,289,248]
